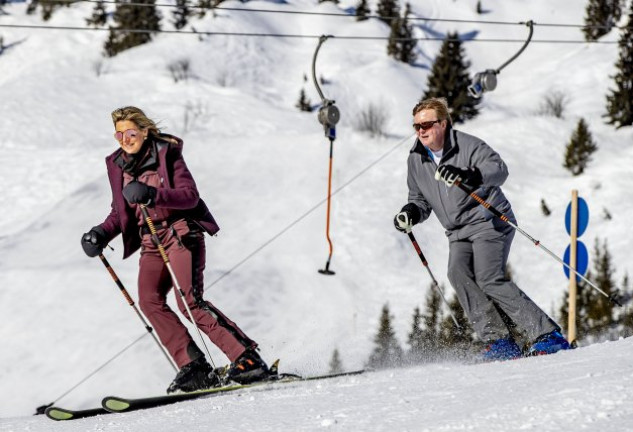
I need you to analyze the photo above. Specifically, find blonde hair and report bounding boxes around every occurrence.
[412,97,453,126]
[111,106,160,136]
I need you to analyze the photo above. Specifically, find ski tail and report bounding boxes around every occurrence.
[45,406,109,421]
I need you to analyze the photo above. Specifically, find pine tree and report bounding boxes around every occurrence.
[296,88,312,112]
[408,285,444,363]
[563,118,598,176]
[104,0,162,57]
[376,0,399,27]
[605,3,633,128]
[439,293,475,353]
[422,32,480,124]
[86,1,108,28]
[173,0,192,30]
[367,304,403,369]
[355,0,370,21]
[26,0,38,15]
[476,1,483,14]
[319,0,339,3]
[583,0,622,41]
[407,306,425,363]
[564,239,618,342]
[618,273,633,337]
[329,349,344,374]
[40,0,65,21]
[540,198,551,216]
[387,3,416,64]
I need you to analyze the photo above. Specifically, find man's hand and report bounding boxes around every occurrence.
[435,165,482,188]
[393,203,421,233]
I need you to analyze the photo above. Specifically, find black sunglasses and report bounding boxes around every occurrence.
[412,120,441,131]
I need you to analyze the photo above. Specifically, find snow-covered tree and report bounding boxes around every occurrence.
[563,118,598,176]
[104,0,162,57]
[328,349,344,374]
[583,0,622,41]
[422,32,480,123]
[605,3,633,128]
[376,0,399,27]
[355,0,370,21]
[387,3,416,64]
[86,1,108,28]
[368,304,403,369]
[172,0,192,30]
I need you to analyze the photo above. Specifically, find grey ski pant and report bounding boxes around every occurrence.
[447,229,558,343]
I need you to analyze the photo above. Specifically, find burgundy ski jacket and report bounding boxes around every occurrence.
[98,134,220,259]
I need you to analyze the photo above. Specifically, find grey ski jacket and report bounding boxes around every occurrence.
[406,126,516,241]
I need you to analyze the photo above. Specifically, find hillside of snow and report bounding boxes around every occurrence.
[1,0,633,427]
[3,339,633,431]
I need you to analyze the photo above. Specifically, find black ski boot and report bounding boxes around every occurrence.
[167,357,221,394]
[226,349,270,384]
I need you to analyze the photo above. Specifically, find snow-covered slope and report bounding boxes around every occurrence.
[3,339,633,431]
[1,0,632,425]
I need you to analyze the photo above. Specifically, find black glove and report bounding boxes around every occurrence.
[81,226,107,258]
[393,203,421,233]
[435,165,482,188]
[122,181,157,206]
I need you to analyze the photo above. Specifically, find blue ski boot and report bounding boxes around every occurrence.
[482,337,523,361]
[527,330,571,356]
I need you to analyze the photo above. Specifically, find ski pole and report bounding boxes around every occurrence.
[34,332,148,415]
[139,205,217,367]
[98,253,178,372]
[453,180,622,307]
[405,230,461,329]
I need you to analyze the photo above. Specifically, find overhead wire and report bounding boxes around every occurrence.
[0,0,628,42]
[0,22,622,44]
[70,0,633,31]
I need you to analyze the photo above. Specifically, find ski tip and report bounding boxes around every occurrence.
[102,397,131,413]
[269,359,280,375]
[44,407,74,421]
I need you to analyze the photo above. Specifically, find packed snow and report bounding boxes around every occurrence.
[1,0,632,430]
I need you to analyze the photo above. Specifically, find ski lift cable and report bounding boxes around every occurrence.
[73,0,632,31]
[0,23,621,44]
[204,132,415,290]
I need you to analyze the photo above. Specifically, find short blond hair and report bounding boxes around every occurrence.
[111,106,160,136]
[412,97,452,126]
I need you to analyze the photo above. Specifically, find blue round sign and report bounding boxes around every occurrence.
[563,241,589,281]
[565,197,589,237]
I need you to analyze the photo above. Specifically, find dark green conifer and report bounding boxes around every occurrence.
[422,32,480,123]
[605,3,633,128]
[368,304,403,369]
[103,0,162,57]
[583,0,622,41]
[563,118,598,176]
[376,0,399,27]
[355,0,370,21]
[86,0,108,28]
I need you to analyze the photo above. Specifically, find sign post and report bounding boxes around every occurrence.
[563,190,589,344]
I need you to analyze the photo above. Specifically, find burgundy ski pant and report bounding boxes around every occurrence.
[137,220,256,368]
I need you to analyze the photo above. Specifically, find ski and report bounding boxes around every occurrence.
[44,405,110,421]
[102,369,365,414]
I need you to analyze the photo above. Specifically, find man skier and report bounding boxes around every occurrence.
[394,97,571,360]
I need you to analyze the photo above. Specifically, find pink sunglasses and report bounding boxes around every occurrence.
[114,129,140,141]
